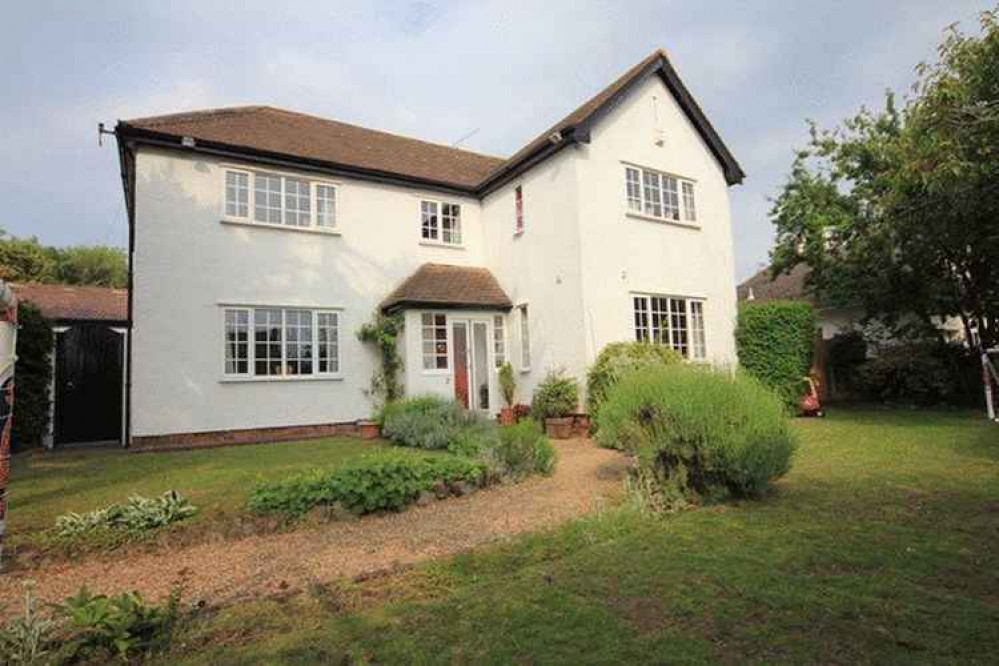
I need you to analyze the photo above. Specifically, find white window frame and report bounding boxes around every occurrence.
[518,304,531,372]
[421,312,450,374]
[493,314,506,368]
[221,165,341,234]
[623,163,698,226]
[631,293,707,360]
[419,198,464,248]
[220,305,343,381]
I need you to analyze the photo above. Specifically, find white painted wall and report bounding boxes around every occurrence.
[574,75,740,374]
[480,149,587,407]
[132,148,484,436]
[131,73,742,436]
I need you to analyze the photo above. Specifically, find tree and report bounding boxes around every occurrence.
[0,231,127,288]
[770,9,999,350]
[55,245,127,288]
[0,232,56,283]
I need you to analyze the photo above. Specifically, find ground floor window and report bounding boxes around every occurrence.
[493,315,506,367]
[421,312,449,370]
[632,294,706,360]
[518,304,531,371]
[223,306,341,378]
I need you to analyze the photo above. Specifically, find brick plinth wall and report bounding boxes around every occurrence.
[130,421,364,453]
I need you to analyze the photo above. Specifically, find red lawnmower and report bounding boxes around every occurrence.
[798,375,825,418]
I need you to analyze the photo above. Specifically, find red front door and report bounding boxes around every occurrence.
[453,322,470,408]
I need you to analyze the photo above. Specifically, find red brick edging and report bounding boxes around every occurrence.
[129,421,364,453]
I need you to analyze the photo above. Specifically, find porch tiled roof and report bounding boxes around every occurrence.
[381,264,512,312]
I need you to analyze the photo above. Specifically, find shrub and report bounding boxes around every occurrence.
[595,364,796,509]
[586,342,682,417]
[54,491,197,539]
[357,311,405,406]
[531,369,579,420]
[381,395,473,450]
[490,419,557,477]
[498,362,516,407]
[12,302,52,452]
[736,300,816,406]
[247,453,490,516]
[53,586,181,662]
[855,340,979,406]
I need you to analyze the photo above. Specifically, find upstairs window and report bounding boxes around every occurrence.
[625,165,697,224]
[421,200,463,246]
[632,294,706,360]
[514,185,524,234]
[224,169,338,231]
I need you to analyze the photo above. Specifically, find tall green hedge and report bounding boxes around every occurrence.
[12,302,52,452]
[735,300,816,407]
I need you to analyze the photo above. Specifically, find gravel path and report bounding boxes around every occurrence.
[0,439,625,611]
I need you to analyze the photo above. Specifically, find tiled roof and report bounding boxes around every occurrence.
[118,49,743,192]
[381,264,512,312]
[736,264,816,304]
[121,106,503,190]
[12,284,128,322]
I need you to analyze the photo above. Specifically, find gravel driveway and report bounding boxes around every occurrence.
[0,439,626,611]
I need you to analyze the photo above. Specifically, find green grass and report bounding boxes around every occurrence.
[7,437,423,551]
[159,408,999,664]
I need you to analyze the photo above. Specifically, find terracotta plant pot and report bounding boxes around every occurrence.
[499,407,515,426]
[545,416,574,440]
[357,420,380,440]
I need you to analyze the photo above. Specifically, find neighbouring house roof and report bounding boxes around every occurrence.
[12,284,128,323]
[381,264,512,312]
[736,264,817,305]
[116,49,744,196]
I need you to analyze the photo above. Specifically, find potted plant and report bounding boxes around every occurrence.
[498,362,516,426]
[531,368,579,439]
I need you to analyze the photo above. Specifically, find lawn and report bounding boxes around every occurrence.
[158,408,999,664]
[7,437,420,551]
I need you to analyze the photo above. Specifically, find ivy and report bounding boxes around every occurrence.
[735,301,816,407]
[357,311,405,406]
[12,302,52,452]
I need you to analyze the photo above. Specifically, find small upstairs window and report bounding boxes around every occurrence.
[514,185,524,234]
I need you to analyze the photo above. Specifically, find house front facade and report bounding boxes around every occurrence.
[115,50,744,447]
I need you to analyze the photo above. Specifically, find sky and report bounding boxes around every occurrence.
[2,0,993,280]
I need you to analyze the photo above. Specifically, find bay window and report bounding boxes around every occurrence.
[421,312,449,370]
[493,315,506,367]
[632,294,706,360]
[223,306,341,378]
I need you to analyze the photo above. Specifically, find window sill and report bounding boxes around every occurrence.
[520,367,531,374]
[421,368,451,376]
[513,230,524,238]
[221,218,342,236]
[419,241,465,250]
[625,212,700,230]
[220,374,344,384]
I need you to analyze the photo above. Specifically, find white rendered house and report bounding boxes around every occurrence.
[114,50,744,447]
